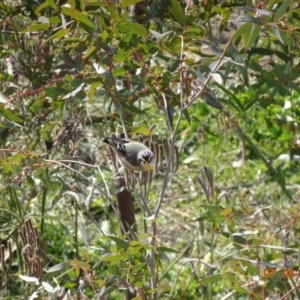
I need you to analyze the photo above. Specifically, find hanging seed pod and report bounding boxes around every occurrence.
[196,166,214,203]
[151,141,159,173]
[162,137,170,159]
[172,145,179,173]
[124,169,135,191]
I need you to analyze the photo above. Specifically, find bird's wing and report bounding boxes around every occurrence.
[111,136,130,157]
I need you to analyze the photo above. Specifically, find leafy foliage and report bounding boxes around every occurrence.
[1,0,300,299]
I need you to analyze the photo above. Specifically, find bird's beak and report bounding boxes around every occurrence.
[144,164,153,171]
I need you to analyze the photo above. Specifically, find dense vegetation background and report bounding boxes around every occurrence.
[1,0,300,299]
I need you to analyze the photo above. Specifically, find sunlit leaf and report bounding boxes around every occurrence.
[0,107,23,122]
[47,0,56,8]
[0,93,8,103]
[10,152,27,164]
[22,23,50,33]
[120,0,142,7]
[232,22,252,40]
[149,30,173,41]
[61,7,94,28]
[35,1,50,13]
[47,262,68,273]
[257,9,272,16]
[274,0,291,21]
[88,82,100,103]
[272,25,291,46]
[79,222,90,246]
[123,21,147,36]
[209,72,223,85]
[132,123,150,136]
[243,24,260,51]
[83,45,96,59]
[131,263,147,272]
[19,275,39,283]
[38,16,49,24]
[113,67,126,76]
[29,99,44,114]
[42,282,53,293]
[43,28,68,44]
[68,258,91,270]
[170,36,181,51]
[61,12,67,28]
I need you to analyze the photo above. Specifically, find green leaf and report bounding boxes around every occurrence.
[69,259,90,269]
[86,1,107,9]
[131,263,146,272]
[10,152,27,164]
[2,161,15,174]
[170,0,188,26]
[183,109,191,124]
[274,0,291,21]
[36,168,55,190]
[157,246,179,253]
[83,45,96,59]
[124,21,147,36]
[245,25,261,51]
[26,175,35,186]
[170,36,181,52]
[132,123,150,136]
[167,59,180,72]
[88,82,100,103]
[199,275,223,285]
[272,25,291,46]
[149,30,173,41]
[40,129,52,142]
[22,23,50,33]
[232,23,252,40]
[48,16,60,24]
[44,87,65,97]
[106,236,129,250]
[0,107,23,122]
[240,260,258,275]
[61,7,94,28]
[236,15,264,26]
[120,0,142,7]
[35,1,50,13]
[44,29,68,44]
[47,0,56,9]
[29,99,44,114]
[112,67,126,76]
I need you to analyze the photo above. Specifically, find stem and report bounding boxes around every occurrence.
[40,187,47,236]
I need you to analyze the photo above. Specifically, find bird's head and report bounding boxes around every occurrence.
[138,150,155,171]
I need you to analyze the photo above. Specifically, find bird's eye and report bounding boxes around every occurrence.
[139,156,150,164]
[139,151,152,164]
[142,157,149,163]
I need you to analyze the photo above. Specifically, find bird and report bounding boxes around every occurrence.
[103,135,155,172]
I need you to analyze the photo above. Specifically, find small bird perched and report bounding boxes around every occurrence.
[103,135,155,172]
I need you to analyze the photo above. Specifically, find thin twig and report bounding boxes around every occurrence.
[183,40,232,111]
[149,33,186,300]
